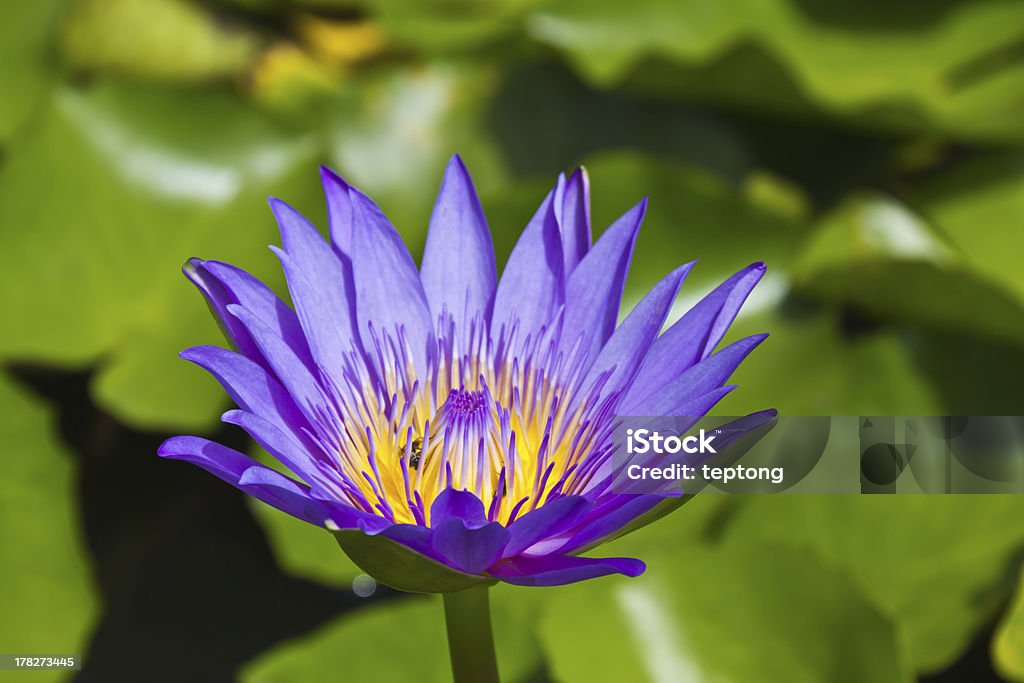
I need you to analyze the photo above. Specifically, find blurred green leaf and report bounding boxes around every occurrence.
[527,0,1024,140]
[726,496,1024,673]
[60,0,263,81]
[995,567,1024,682]
[791,191,1024,347]
[0,0,67,142]
[917,152,1024,310]
[540,541,911,683]
[325,61,509,244]
[0,375,97,676]
[241,587,543,683]
[359,0,542,52]
[723,309,942,416]
[586,152,802,302]
[487,62,751,182]
[0,82,322,429]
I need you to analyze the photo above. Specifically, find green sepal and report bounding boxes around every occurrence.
[332,529,497,594]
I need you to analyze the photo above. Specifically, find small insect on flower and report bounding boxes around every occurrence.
[159,155,772,592]
[404,437,423,470]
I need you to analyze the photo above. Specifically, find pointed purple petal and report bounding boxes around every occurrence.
[225,304,329,425]
[270,197,346,288]
[631,262,764,398]
[420,155,497,334]
[488,554,645,586]
[558,167,591,275]
[492,187,563,338]
[321,166,354,257]
[271,246,352,383]
[623,333,767,414]
[581,263,693,398]
[158,436,335,527]
[558,494,666,554]
[347,185,433,370]
[560,199,645,364]
[184,259,313,370]
[179,345,311,443]
[503,495,592,557]
[221,409,322,488]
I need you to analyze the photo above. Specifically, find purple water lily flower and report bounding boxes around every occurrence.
[159,156,769,591]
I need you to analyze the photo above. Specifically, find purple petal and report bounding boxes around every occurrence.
[320,166,354,256]
[431,488,488,527]
[581,263,693,399]
[158,436,335,527]
[221,409,324,489]
[225,304,329,425]
[560,199,645,365]
[488,554,645,586]
[503,495,592,557]
[630,262,764,398]
[623,334,767,414]
[430,518,510,574]
[179,345,312,444]
[492,187,563,340]
[420,155,497,334]
[347,184,433,371]
[269,199,358,373]
[558,494,667,554]
[270,246,351,383]
[557,168,591,275]
[183,259,313,370]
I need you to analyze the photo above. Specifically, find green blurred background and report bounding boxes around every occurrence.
[2,0,1024,681]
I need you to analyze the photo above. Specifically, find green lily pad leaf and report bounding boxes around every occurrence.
[0,82,322,429]
[995,567,1024,682]
[721,308,942,417]
[540,541,911,683]
[242,586,542,683]
[527,0,1024,141]
[0,375,97,677]
[917,152,1024,310]
[359,0,542,53]
[726,496,1024,673]
[60,0,263,81]
[0,0,66,142]
[587,152,803,304]
[333,529,496,594]
[790,191,1024,346]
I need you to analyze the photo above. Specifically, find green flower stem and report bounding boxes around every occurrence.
[442,586,500,683]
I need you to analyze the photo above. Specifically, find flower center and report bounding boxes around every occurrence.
[436,387,493,433]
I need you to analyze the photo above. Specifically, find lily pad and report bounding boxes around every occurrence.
[0,81,322,429]
[241,586,542,683]
[726,495,1024,673]
[0,374,97,678]
[526,0,1024,141]
[0,0,67,142]
[995,567,1024,682]
[539,540,911,683]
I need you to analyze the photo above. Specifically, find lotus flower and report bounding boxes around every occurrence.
[159,156,769,593]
